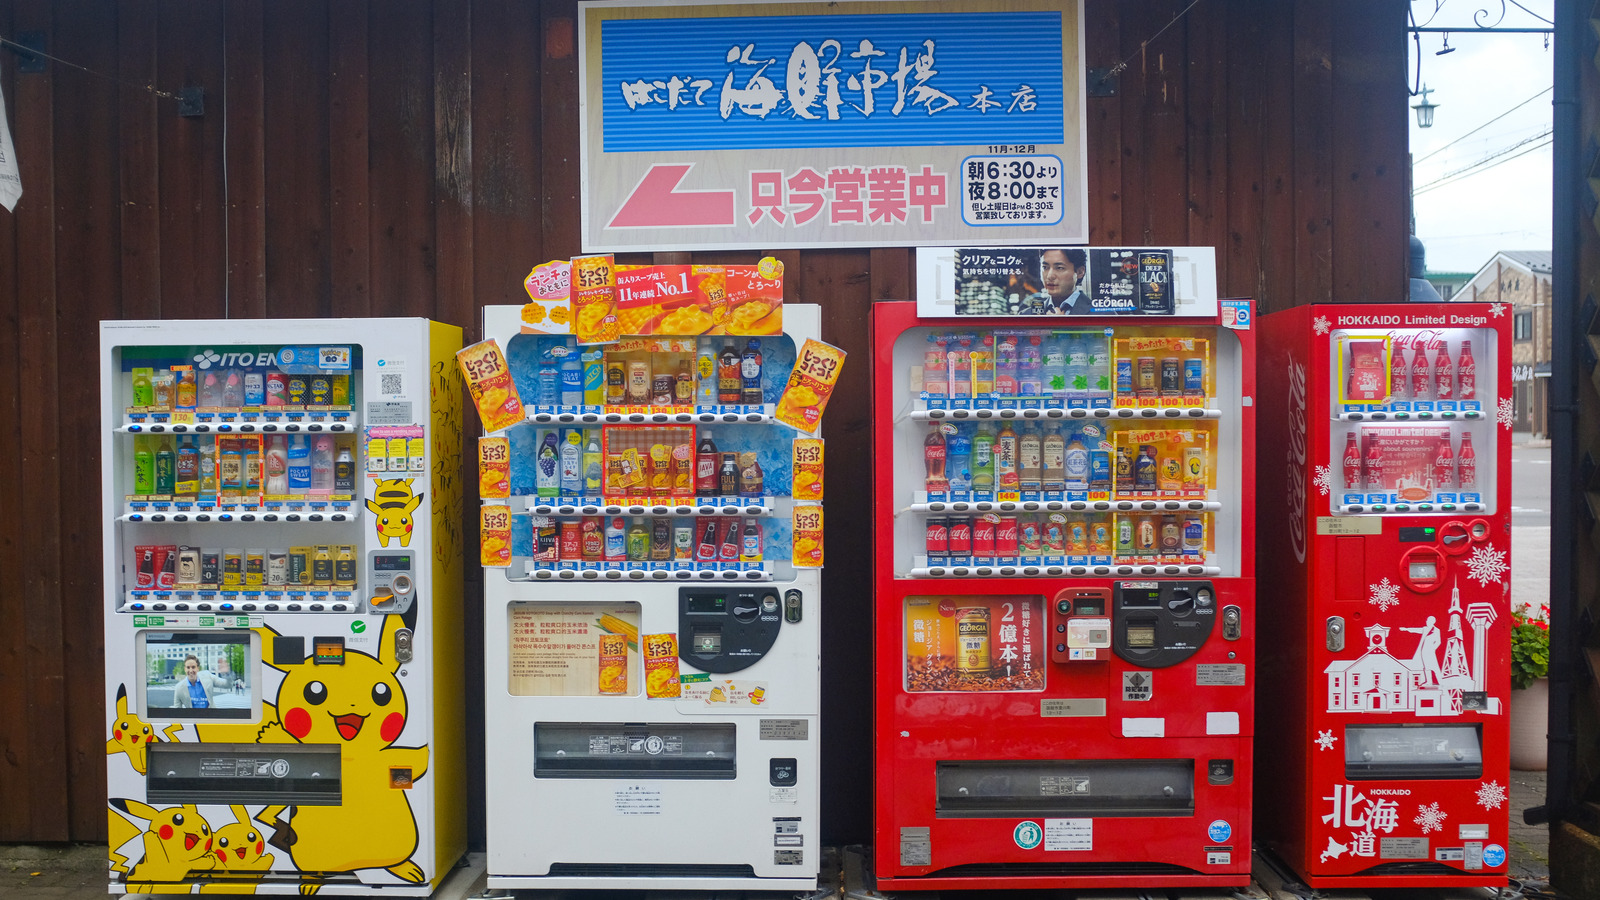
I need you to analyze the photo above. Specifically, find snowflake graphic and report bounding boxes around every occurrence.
[1414,802,1447,834]
[1314,464,1332,497]
[1476,780,1507,810]
[1315,730,1337,751]
[1465,544,1509,587]
[192,349,222,370]
[1490,303,1508,318]
[1368,577,1401,612]
[1497,396,1515,429]
[1313,316,1331,336]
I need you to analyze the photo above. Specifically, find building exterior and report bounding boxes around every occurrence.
[1457,251,1552,435]
[1426,270,1473,301]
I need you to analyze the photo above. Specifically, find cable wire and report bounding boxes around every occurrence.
[1414,135,1552,194]
[0,34,187,102]
[1414,85,1552,164]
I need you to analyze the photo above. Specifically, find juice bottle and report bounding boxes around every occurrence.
[131,368,153,407]
[151,369,175,410]
[311,435,335,492]
[584,432,603,495]
[176,437,200,495]
[697,339,718,405]
[740,339,764,405]
[174,366,197,409]
[133,437,154,494]
[219,441,243,492]
[155,436,176,494]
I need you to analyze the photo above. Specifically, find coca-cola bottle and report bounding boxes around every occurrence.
[925,424,948,490]
[1343,432,1362,489]
[1434,342,1454,400]
[1363,434,1384,490]
[1411,341,1431,400]
[1458,432,1477,489]
[1458,341,1476,400]
[1433,436,1455,490]
[1389,345,1407,401]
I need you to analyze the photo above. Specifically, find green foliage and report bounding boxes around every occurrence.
[1510,606,1550,690]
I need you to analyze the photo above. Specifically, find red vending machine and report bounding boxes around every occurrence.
[1256,303,1512,888]
[871,247,1256,890]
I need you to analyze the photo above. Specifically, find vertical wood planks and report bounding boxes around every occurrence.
[367,0,436,318]
[539,1,582,263]
[1292,0,1335,306]
[155,0,226,318]
[329,0,372,318]
[1084,0,1123,244]
[263,0,332,319]
[117,0,162,319]
[1330,0,1407,302]
[224,0,266,318]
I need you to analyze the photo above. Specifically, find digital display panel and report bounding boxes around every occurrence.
[373,555,412,572]
[686,595,727,615]
[141,632,254,720]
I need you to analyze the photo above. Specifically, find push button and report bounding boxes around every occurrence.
[770,757,798,787]
[1208,759,1234,786]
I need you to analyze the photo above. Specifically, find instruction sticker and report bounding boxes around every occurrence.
[613,786,662,816]
[759,719,808,741]
[1317,515,1383,535]
[1044,818,1092,851]
[1196,664,1247,686]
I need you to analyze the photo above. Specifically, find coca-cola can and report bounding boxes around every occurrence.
[996,516,1020,558]
[925,517,949,559]
[971,515,995,556]
[949,517,973,556]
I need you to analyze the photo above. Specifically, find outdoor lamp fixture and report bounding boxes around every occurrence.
[1412,85,1438,129]
[1436,32,1457,55]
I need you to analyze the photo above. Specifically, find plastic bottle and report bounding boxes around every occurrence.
[559,344,584,407]
[221,369,244,408]
[1041,424,1065,491]
[741,339,764,405]
[584,432,603,495]
[175,367,197,409]
[971,422,996,491]
[1064,430,1089,489]
[948,343,971,400]
[1088,332,1111,394]
[923,338,948,398]
[176,437,200,494]
[1042,335,1066,394]
[133,437,154,494]
[155,436,176,494]
[311,435,335,492]
[538,350,560,406]
[1018,423,1042,490]
[719,452,739,497]
[1018,335,1043,396]
[738,452,764,498]
[993,334,1018,396]
[604,516,626,561]
[199,437,217,493]
[264,436,289,495]
[1066,335,1090,397]
[244,371,265,407]
[675,358,695,406]
[560,429,583,494]
[947,424,972,492]
[536,431,559,498]
[924,424,948,490]
[697,338,718,405]
[199,369,224,408]
[287,435,312,494]
[718,340,741,405]
[996,421,1019,490]
[131,368,153,407]
[741,518,763,562]
[334,444,355,492]
[695,431,720,495]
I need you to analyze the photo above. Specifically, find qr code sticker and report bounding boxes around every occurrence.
[381,373,404,396]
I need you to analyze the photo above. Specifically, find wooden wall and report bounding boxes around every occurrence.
[0,0,1408,845]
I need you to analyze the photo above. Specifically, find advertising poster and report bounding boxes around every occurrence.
[903,595,1044,692]
[915,245,1220,318]
[580,0,1086,252]
[507,603,641,696]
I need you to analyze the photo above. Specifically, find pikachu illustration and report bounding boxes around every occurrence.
[366,478,423,548]
[197,805,276,893]
[108,799,216,892]
[198,614,429,889]
[106,683,183,774]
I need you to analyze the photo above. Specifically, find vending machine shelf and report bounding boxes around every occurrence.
[120,508,359,523]
[907,562,1221,578]
[522,406,775,425]
[122,589,362,613]
[513,566,775,582]
[118,419,359,433]
[912,406,1220,421]
[909,498,1220,513]
[508,498,778,517]
[1336,501,1485,515]
[1335,409,1483,422]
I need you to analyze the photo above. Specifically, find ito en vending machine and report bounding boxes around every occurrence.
[871,247,1256,889]
[476,258,830,891]
[1255,303,1513,888]
[99,319,467,895]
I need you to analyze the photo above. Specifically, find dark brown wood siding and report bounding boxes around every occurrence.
[0,0,1407,844]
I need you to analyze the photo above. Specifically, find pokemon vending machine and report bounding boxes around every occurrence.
[872,248,1256,890]
[477,263,828,891]
[1255,303,1512,888]
[100,318,467,895]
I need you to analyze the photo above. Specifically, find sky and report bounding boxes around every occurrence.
[1407,8,1555,276]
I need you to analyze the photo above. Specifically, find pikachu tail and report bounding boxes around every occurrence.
[108,805,141,876]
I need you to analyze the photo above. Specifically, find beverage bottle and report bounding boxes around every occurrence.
[718,340,741,404]
[719,452,739,497]
[560,345,584,407]
[311,435,335,492]
[152,370,175,410]
[537,351,560,406]
[605,358,627,406]
[199,369,224,408]
[651,518,672,561]
[222,369,244,408]
[1362,434,1384,490]
[1458,432,1477,489]
[922,339,948,398]
[1065,335,1090,396]
[175,367,197,408]
[924,424,948,489]
[584,433,603,495]
[970,336,995,396]
[155,436,176,494]
[287,435,312,494]
[1018,335,1043,395]
[1389,346,1407,400]
[1064,430,1089,489]
[1411,343,1431,400]
[1433,435,1455,490]
[675,358,695,406]
[672,439,694,497]
[1088,332,1111,394]
[971,422,996,492]
[695,517,720,562]
[948,343,972,399]
[740,339,764,405]
[695,431,720,494]
[243,371,264,406]
[1018,424,1042,490]
[996,421,1019,490]
[1434,342,1454,400]
[560,430,583,494]
[264,436,288,494]
[697,338,718,404]
[738,452,764,498]
[1458,341,1476,400]
[993,334,1018,396]
[1042,335,1066,394]
[718,517,741,561]
[199,437,218,493]
[131,368,153,406]
[176,437,200,494]
[626,519,650,561]
[133,437,155,494]
[536,430,559,498]
[947,424,972,491]
[1041,424,1065,491]
[243,442,261,492]
[741,517,763,562]
[1342,432,1361,489]
[334,444,355,492]
[604,516,627,561]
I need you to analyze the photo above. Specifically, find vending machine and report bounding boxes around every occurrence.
[871,247,1256,890]
[1255,303,1512,888]
[100,318,467,895]
[477,274,828,891]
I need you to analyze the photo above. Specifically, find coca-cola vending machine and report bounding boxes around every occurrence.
[872,248,1257,890]
[1256,303,1511,888]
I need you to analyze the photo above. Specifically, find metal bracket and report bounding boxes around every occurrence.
[10,32,46,74]
[179,86,205,118]
[1087,67,1118,97]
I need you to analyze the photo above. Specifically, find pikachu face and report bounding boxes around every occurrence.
[112,800,216,871]
[275,619,409,748]
[211,806,273,872]
[107,684,182,775]
[366,478,423,548]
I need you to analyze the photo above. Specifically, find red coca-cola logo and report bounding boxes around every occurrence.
[1285,356,1308,562]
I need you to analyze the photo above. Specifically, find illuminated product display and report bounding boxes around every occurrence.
[871,286,1257,889]
[1255,303,1512,888]
[100,319,467,895]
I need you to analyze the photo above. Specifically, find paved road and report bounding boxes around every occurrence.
[1511,436,1550,617]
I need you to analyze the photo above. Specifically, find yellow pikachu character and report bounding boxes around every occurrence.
[366,478,424,548]
[108,799,215,892]
[106,683,183,775]
[198,805,276,893]
[199,615,429,889]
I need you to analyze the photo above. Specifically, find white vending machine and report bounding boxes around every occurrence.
[100,318,468,895]
[479,299,826,892]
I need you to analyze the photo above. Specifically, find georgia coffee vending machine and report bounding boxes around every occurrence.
[1256,302,1512,888]
[871,247,1257,889]
[100,318,467,894]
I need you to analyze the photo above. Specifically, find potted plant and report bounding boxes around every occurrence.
[1509,603,1550,770]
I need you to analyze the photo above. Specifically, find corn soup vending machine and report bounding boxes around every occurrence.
[477,264,827,891]
[872,247,1257,890]
[100,318,467,895]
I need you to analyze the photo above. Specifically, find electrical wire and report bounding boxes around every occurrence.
[0,34,187,102]
[1102,0,1205,79]
[1414,85,1553,164]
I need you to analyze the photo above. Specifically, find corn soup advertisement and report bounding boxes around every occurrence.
[507,603,642,697]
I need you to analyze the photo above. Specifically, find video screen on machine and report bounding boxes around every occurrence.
[141,632,254,719]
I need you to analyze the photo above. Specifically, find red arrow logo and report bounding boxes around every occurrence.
[608,164,736,229]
